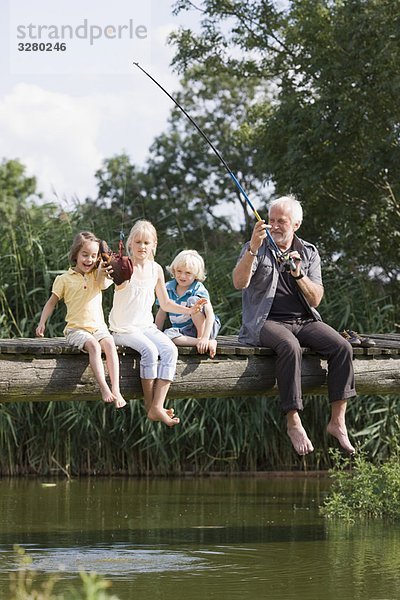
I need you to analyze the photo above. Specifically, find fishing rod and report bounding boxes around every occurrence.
[133,62,296,271]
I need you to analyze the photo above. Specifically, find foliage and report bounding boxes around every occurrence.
[320,443,400,521]
[170,0,400,286]
[0,159,73,337]
[0,160,398,474]
[8,546,119,600]
[145,67,267,238]
[1,391,399,476]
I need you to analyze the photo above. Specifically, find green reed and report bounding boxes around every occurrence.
[0,200,398,474]
[1,392,399,476]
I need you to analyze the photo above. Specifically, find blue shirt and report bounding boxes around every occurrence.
[161,279,210,330]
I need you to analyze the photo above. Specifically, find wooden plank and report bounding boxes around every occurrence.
[0,335,399,403]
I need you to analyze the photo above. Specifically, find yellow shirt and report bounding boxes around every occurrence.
[52,268,112,333]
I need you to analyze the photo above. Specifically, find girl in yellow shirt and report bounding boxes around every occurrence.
[36,231,126,409]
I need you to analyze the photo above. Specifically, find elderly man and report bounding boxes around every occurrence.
[233,195,355,455]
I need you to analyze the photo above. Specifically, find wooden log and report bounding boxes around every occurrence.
[0,335,399,403]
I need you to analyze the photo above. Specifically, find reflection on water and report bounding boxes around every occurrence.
[0,477,399,600]
[3,546,207,576]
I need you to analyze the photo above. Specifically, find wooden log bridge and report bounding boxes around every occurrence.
[0,334,399,403]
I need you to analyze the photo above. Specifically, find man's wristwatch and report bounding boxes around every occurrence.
[292,270,305,280]
[248,248,258,257]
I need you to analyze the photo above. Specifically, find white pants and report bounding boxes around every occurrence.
[112,327,178,381]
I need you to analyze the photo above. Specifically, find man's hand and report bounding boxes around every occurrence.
[249,220,269,254]
[288,251,302,277]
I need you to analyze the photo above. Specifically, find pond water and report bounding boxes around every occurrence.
[0,476,399,600]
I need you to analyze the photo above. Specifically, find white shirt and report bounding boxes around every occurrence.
[109,262,158,333]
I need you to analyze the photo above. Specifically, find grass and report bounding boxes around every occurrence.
[0,196,398,475]
[1,395,399,476]
[320,439,400,521]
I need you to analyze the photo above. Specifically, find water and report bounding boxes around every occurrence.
[0,477,399,600]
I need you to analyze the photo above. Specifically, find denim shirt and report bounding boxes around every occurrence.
[237,235,323,346]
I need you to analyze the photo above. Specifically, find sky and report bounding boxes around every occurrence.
[0,0,201,205]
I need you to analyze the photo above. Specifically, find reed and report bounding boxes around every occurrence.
[0,392,399,476]
[0,200,398,475]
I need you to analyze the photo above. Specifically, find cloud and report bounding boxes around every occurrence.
[0,83,103,201]
[0,12,192,205]
[0,78,180,204]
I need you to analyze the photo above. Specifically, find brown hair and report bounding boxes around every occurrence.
[68,231,100,265]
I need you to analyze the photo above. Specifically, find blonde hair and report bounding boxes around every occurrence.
[126,220,158,258]
[167,250,206,282]
[68,231,99,265]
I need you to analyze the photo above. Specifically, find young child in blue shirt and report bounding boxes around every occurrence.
[155,250,221,358]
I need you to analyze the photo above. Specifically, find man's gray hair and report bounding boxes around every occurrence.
[268,195,303,226]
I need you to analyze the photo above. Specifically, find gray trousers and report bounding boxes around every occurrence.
[259,319,356,413]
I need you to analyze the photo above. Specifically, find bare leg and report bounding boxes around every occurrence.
[141,378,174,418]
[172,336,199,347]
[327,400,355,454]
[85,339,116,404]
[191,311,205,335]
[147,379,180,427]
[208,339,217,358]
[173,333,217,358]
[100,338,126,409]
[141,378,155,413]
[192,312,217,358]
[286,410,314,455]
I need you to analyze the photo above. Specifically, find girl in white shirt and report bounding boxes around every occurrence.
[109,220,205,427]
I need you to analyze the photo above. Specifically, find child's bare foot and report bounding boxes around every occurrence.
[147,407,180,427]
[145,406,174,417]
[113,392,127,409]
[101,387,116,404]
[327,421,355,454]
[287,423,314,455]
[208,340,217,358]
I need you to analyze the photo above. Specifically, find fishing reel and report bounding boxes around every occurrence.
[279,255,298,273]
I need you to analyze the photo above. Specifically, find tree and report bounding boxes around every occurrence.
[171,0,400,284]
[0,159,72,336]
[145,67,267,238]
[73,153,153,244]
[0,158,38,220]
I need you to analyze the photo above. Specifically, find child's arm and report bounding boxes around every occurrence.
[155,307,167,331]
[36,293,59,337]
[155,264,207,315]
[97,262,114,290]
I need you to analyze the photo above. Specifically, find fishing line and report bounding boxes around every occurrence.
[133,61,295,269]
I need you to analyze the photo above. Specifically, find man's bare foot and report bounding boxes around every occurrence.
[287,424,314,455]
[113,393,127,409]
[327,421,355,454]
[208,340,217,359]
[148,407,180,427]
